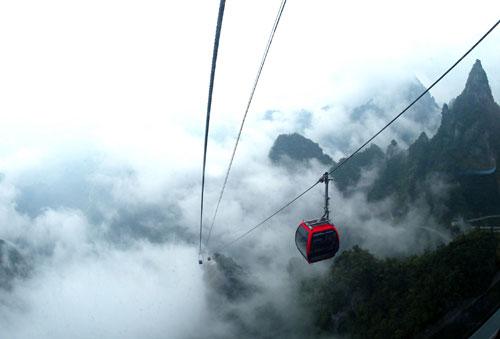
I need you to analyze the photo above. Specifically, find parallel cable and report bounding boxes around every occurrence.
[205,0,288,249]
[222,181,318,248]
[215,19,500,251]
[200,0,226,257]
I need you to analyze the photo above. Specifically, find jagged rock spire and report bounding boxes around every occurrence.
[461,59,494,104]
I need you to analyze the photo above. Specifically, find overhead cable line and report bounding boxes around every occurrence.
[199,0,226,262]
[216,18,500,251]
[327,20,500,178]
[205,0,288,250]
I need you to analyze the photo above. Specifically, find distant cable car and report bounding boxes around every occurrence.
[295,172,340,263]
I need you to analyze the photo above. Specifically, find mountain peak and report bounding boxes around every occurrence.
[269,133,333,166]
[462,59,493,103]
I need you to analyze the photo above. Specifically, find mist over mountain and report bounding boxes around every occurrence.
[333,144,385,194]
[368,60,500,219]
[271,60,500,221]
[350,78,440,130]
[421,59,499,173]
[0,239,30,290]
[0,57,498,339]
[320,77,441,155]
[260,59,500,338]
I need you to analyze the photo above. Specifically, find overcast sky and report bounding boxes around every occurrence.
[0,0,499,173]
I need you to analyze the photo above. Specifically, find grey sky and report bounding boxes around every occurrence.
[0,0,499,172]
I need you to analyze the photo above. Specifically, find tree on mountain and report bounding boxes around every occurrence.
[299,231,497,339]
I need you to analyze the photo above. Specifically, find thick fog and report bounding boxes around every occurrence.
[0,142,453,339]
[0,0,499,338]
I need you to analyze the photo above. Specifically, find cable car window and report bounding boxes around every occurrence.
[295,226,308,258]
[310,230,335,255]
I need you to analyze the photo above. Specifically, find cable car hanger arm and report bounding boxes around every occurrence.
[319,172,333,221]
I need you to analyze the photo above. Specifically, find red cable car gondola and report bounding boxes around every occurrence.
[295,219,339,263]
[295,172,340,263]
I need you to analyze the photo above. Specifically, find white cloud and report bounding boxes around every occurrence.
[1,244,209,339]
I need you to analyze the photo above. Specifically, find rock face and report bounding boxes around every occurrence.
[333,144,384,193]
[268,60,500,219]
[269,133,333,166]
[402,79,440,124]
[429,59,500,173]
[367,60,500,218]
